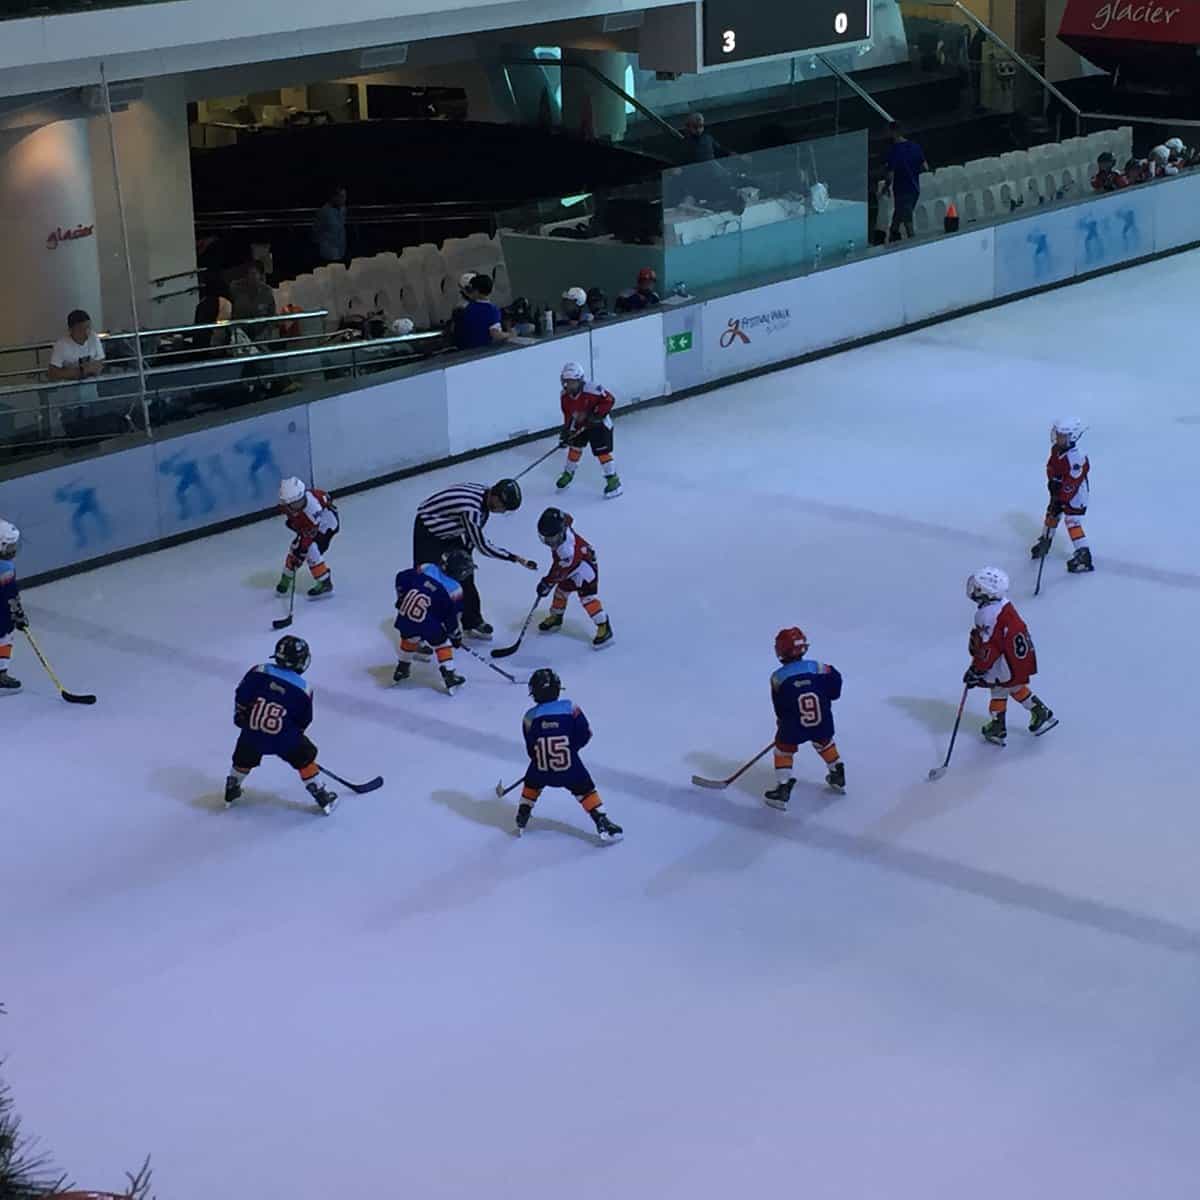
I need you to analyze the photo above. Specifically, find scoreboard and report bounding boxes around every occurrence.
[699,0,872,69]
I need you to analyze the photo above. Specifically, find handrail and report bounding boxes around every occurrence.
[150,267,200,285]
[816,53,894,124]
[502,57,685,143]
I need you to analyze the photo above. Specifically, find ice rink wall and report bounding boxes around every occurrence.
[6,171,1200,583]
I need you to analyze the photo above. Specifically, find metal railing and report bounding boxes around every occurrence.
[816,52,895,132]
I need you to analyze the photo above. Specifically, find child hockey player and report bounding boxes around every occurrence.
[1031,418,1093,574]
[766,627,845,810]
[0,520,26,693]
[226,635,338,814]
[964,567,1058,745]
[517,668,622,842]
[277,477,339,598]
[535,507,613,649]
[392,549,474,695]
[556,362,622,498]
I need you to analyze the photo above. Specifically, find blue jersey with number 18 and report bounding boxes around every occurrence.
[522,698,594,791]
[235,663,313,752]
[771,660,842,745]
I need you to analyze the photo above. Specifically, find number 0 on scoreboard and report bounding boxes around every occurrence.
[700,0,870,69]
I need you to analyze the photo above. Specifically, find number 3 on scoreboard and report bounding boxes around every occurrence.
[722,28,736,54]
[533,735,571,773]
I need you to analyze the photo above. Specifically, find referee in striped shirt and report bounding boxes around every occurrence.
[413,478,536,639]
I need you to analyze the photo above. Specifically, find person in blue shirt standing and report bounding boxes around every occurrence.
[226,635,338,814]
[883,123,929,243]
[392,549,473,694]
[452,275,513,351]
[0,520,27,694]
[517,668,622,842]
[766,627,845,810]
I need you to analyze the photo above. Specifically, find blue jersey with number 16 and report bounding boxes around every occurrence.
[235,663,313,752]
[771,659,842,745]
[394,563,463,645]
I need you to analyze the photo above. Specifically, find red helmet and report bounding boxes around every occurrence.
[774,627,810,663]
[637,267,657,284]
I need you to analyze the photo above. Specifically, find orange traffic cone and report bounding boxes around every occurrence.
[944,201,960,233]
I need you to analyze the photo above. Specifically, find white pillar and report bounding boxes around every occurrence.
[562,49,629,143]
[0,119,102,346]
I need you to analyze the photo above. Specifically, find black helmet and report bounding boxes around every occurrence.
[491,478,522,512]
[537,507,568,546]
[274,635,311,674]
[528,667,562,705]
[586,286,607,307]
[441,548,476,582]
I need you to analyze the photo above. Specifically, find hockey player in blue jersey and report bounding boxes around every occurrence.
[392,549,474,694]
[766,627,845,810]
[0,520,26,694]
[518,668,622,842]
[225,635,338,814]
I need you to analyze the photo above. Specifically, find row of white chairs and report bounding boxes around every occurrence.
[275,232,512,332]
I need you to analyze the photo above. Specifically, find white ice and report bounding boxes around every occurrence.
[6,251,1200,1198]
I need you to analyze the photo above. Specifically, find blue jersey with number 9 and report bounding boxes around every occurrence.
[235,664,314,752]
[522,698,594,793]
[771,660,842,745]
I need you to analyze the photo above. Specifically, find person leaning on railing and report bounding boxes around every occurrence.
[46,309,104,384]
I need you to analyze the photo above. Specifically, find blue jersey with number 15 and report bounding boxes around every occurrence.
[235,663,313,752]
[771,660,842,745]
[523,698,593,791]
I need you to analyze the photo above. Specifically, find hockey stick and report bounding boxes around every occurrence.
[495,777,524,797]
[272,571,296,631]
[491,597,541,659]
[513,441,563,482]
[1033,525,1054,597]
[928,684,969,781]
[461,643,524,684]
[691,743,774,790]
[22,629,96,705]
[318,764,384,794]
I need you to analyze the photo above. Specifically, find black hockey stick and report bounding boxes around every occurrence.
[495,777,523,797]
[928,684,969,781]
[23,629,96,704]
[513,441,563,482]
[1033,526,1054,597]
[461,643,524,684]
[319,764,383,794]
[491,597,541,659]
[272,571,296,631]
[691,743,773,790]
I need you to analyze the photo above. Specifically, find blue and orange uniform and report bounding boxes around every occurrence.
[393,563,463,670]
[767,627,845,806]
[232,661,319,780]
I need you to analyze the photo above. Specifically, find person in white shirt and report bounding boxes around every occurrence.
[47,309,105,382]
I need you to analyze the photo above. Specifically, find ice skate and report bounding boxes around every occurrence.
[592,811,623,842]
[603,474,623,499]
[0,669,21,695]
[275,572,294,595]
[764,779,794,810]
[1030,535,1052,560]
[464,621,493,642]
[591,620,614,650]
[555,469,575,491]
[1028,700,1058,736]
[825,762,846,794]
[539,612,564,634]
[306,780,339,815]
[307,576,333,599]
[392,660,411,684]
[515,802,532,836]
[1066,547,1094,574]
[981,714,1007,746]
[223,774,243,807]
[440,665,466,694]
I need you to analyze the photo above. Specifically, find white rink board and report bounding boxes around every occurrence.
[588,312,666,405]
[900,229,996,323]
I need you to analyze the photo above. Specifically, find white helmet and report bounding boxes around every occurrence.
[1166,137,1185,154]
[967,567,1010,604]
[458,272,477,292]
[279,477,307,507]
[560,361,586,382]
[0,519,19,557]
[391,317,414,336]
[1151,145,1170,162]
[1052,417,1083,446]
[562,286,587,307]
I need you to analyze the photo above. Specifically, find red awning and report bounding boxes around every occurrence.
[1058,0,1200,75]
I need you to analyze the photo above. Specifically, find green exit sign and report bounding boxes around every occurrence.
[666,331,693,354]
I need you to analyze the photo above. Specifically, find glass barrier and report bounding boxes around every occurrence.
[0,0,169,18]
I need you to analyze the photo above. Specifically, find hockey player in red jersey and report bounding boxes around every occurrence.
[557,362,622,498]
[534,507,613,649]
[964,567,1057,745]
[277,477,339,599]
[1031,418,1093,574]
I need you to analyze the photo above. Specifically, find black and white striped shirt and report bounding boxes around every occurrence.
[416,483,513,561]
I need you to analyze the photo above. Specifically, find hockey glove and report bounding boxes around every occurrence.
[314,529,335,554]
[962,667,987,688]
[9,599,27,631]
[536,578,554,598]
[449,627,463,649]
[234,702,250,729]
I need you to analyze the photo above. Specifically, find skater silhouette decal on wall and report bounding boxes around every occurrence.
[54,481,110,549]
[1026,229,1051,281]
[234,435,282,500]
[158,451,216,521]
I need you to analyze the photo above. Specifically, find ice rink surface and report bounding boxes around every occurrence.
[6,251,1200,1197]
